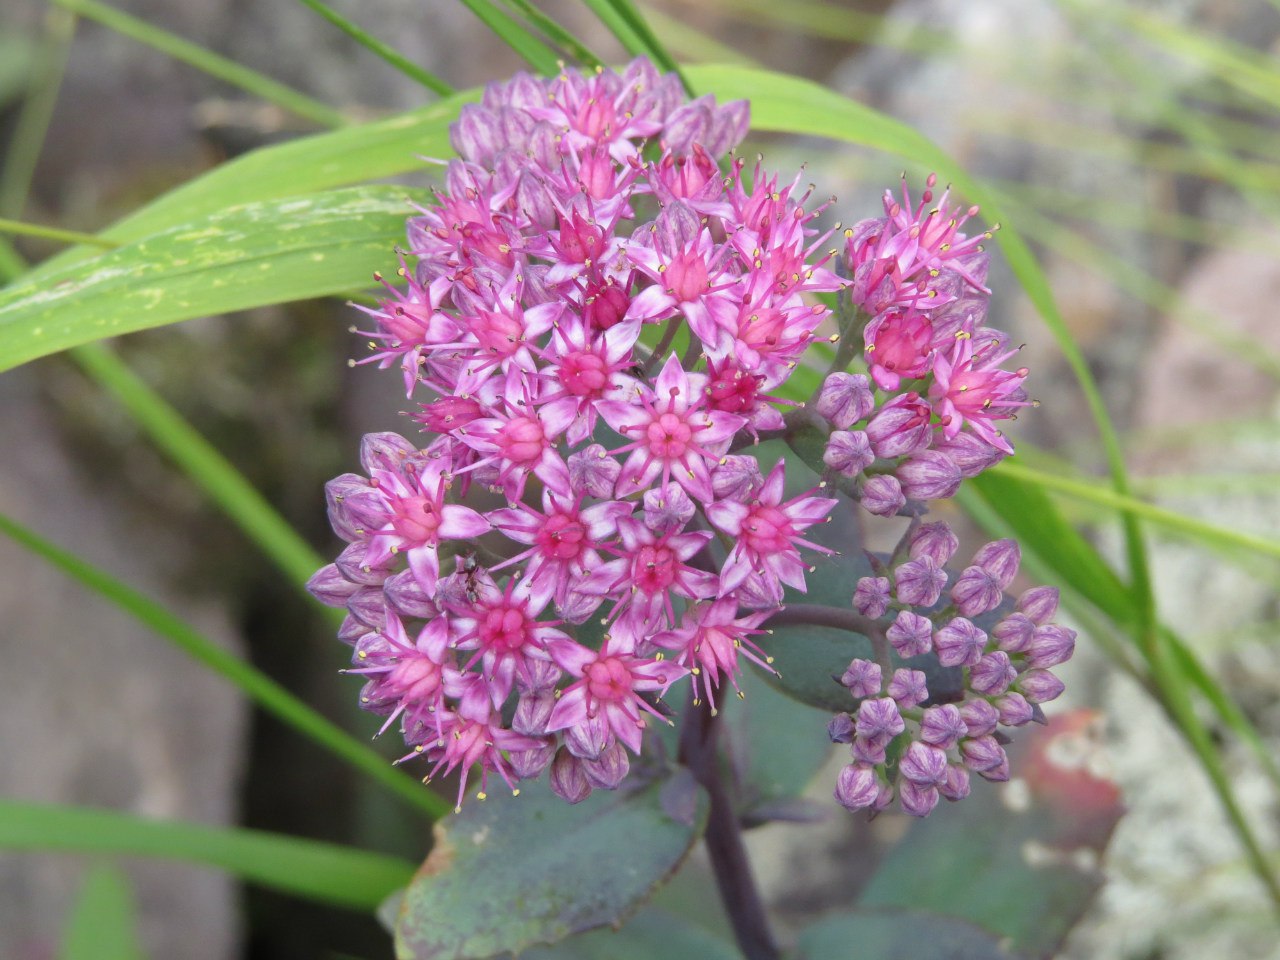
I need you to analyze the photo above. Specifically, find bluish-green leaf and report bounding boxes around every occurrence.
[520,906,740,960]
[798,908,1017,960]
[394,774,708,959]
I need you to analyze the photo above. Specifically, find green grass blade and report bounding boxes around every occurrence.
[498,0,603,68]
[60,864,144,960]
[294,0,454,95]
[2,801,415,912]
[455,0,561,74]
[69,342,333,598]
[49,0,346,129]
[0,9,75,219]
[581,0,682,81]
[637,6,759,66]
[0,186,409,372]
[0,510,449,821]
[0,216,118,250]
[990,461,1280,565]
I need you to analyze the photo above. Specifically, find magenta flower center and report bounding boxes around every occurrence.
[573,96,617,139]
[479,603,533,653]
[536,512,587,561]
[743,504,794,555]
[497,416,547,465]
[560,350,610,397]
[870,312,932,376]
[387,656,442,701]
[382,304,432,345]
[584,281,629,330]
[666,250,709,302]
[391,496,441,543]
[473,307,524,356]
[586,656,633,702]
[633,544,677,594]
[645,412,693,459]
[706,367,759,413]
[556,213,606,263]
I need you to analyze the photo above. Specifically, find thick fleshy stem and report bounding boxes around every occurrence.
[678,690,780,960]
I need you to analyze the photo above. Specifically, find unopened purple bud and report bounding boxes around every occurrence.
[860,474,906,517]
[643,484,695,533]
[908,521,959,566]
[981,756,1011,782]
[823,430,874,477]
[1026,624,1077,668]
[1018,669,1065,704]
[970,651,1016,696]
[564,715,611,760]
[568,444,620,499]
[920,704,968,749]
[856,697,905,742]
[326,475,379,542]
[508,741,556,780]
[359,432,417,474]
[1017,586,1060,624]
[816,372,875,428]
[339,614,373,646]
[866,393,932,459]
[897,450,963,501]
[852,735,888,766]
[853,576,892,618]
[992,613,1036,653]
[899,780,940,817]
[887,610,933,658]
[834,763,879,811]
[335,542,392,586]
[734,569,784,609]
[841,658,883,698]
[512,691,557,736]
[940,763,971,801]
[958,699,1000,738]
[556,588,604,624]
[306,564,359,608]
[711,455,763,501]
[887,668,928,709]
[383,569,437,619]
[934,617,989,667]
[996,692,1034,727]
[972,539,1020,590]
[582,740,631,790]
[932,430,1007,478]
[960,735,1007,774]
[549,747,593,804]
[345,586,386,629]
[521,659,563,694]
[901,741,949,787]
[828,713,856,744]
[895,556,947,607]
[950,565,1003,618]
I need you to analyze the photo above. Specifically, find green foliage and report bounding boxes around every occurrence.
[60,864,145,960]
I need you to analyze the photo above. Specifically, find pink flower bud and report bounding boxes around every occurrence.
[861,475,906,517]
[383,569,437,619]
[970,651,1016,696]
[894,556,946,607]
[508,741,556,779]
[827,714,856,743]
[643,483,695,533]
[1017,586,1060,624]
[950,565,1003,618]
[816,372,875,428]
[899,780,940,817]
[920,705,968,749]
[940,763,971,801]
[958,699,1000,738]
[973,539,1020,589]
[996,692,1034,727]
[568,444,620,499]
[992,612,1036,653]
[932,430,1006,478]
[856,697,905,742]
[900,741,949,787]
[1018,669,1065,704]
[549,747,593,804]
[1026,624,1076,668]
[512,691,557,736]
[887,668,928,708]
[897,450,962,501]
[866,393,932,459]
[933,617,989,667]
[564,715,611,760]
[841,658,883,698]
[582,741,631,790]
[823,430,874,477]
[835,763,879,811]
[306,564,359,608]
[908,521,959,566]
[711,455,763,501]
[887,610,933,658]
[960,735,1007,774]
[853,576,892,618]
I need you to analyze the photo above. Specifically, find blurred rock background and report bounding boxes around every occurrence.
[1,0,1278,957]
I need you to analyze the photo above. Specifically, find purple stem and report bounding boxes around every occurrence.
[678,691,781,960]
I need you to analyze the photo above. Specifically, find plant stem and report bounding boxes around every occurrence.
[677,692,780,960]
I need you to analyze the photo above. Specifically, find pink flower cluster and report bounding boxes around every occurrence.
[309,57,1070,817]
[830,524,1074,817]
[311,60,845,809]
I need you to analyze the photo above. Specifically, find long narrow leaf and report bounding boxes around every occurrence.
[0,216,117,250]
[294,0,453,95]
[455,0,561,75]
[498,0,603,68]
[583,0,682,80]
[60,864,144,960]
[1,801,415,911]
[49,0,346,129]
[0,510,449,820]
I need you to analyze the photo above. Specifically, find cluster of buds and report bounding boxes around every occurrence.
[830,524,1074,816]
[309,57,1074,817]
